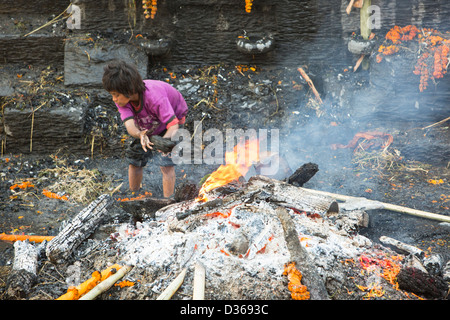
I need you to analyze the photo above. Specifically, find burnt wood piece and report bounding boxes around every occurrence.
[176,198,224,220]
[5,241,41,299]
[174,182,199,202]
[397,267,448,299]
[149,135,176,153]
[379,236,425,259]
[46,194,112,263]
[120,197,176,222]
[276,206,330,300]
[287,163,319,187]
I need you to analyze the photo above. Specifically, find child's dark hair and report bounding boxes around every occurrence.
[102,60,146,97]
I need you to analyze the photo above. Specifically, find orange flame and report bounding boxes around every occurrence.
[196,138,260,202]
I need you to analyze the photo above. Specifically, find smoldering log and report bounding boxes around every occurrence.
[46,194,112,263]
[120,197,176,222]
[397,267,448,299]
[174,182,200,202]
[177,198,224,220]
[5,241,42,299]
[275,206,330,300]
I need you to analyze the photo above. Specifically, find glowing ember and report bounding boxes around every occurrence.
[196,139,260,202]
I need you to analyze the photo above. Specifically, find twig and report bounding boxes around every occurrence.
[422,116,450,129]
[353,54,365,72]
[191,114,207,141]
[24,3,73,37]
[269,86,280,117]
[29,101,47,153]
[298,67,323,104]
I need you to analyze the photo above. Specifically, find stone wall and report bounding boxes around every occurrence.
[1,0,449,155]
[1,0,449,68]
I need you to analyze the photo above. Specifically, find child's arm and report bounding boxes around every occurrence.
[162,124,179,139]
[124,119,153,152]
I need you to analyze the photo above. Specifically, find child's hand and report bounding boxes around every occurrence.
[139,130,153,152]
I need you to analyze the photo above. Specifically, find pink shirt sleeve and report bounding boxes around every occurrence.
[155,97,177,126]
[117,105,134,122]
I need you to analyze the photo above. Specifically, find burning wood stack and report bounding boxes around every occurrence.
[100,139,449,300]
[3,139,449,300]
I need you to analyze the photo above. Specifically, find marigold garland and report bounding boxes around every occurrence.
[376,25,450,92]
[142,0,157,19]
[10,181,35,190]
[42,189,68,201]
[245,0,253,13]
[283,262,310,300]
[116,191,152,202]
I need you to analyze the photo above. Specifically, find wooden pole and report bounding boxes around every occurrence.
[193,261,206,300]
[79,265,133,300]
[301,187,450,223]
[57,264,123,300]
[360,0,371,40]
[156,268,187,300]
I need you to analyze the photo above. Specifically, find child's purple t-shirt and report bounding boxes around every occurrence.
[117,80,188,136]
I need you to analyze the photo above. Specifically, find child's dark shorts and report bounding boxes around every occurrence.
[126,138,175,168]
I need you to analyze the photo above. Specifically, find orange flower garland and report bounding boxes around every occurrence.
[117,191,152,202]
[283,262,310,300]
[10,181,35,190]
[245,0,253,13]
[142,0,157,19]
[377,25,450,92]
[42,189,68,201]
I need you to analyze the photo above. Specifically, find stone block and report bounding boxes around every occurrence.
[64,39,148,87]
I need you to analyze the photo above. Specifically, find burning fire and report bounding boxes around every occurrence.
[196,138,260,202]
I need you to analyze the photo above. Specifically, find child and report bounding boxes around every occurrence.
[102,60,188,198]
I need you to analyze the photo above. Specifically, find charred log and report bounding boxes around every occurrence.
[5,241,41,299]
[174,182,199,202]
[287,162,319,187]
[120,197,176,223]
[397,267,448,299]
[276,206,330,300]
[379,236,425,259]
[149,135,176,153]
[176,198,224,220]
[46,194,112,263]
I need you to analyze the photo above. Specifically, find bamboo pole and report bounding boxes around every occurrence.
[156,268,187,300]
[301,187,450,223]
[79,265,133,300]
[56,264,122,300]
[192,262,205,300]
[360,0,371,40]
